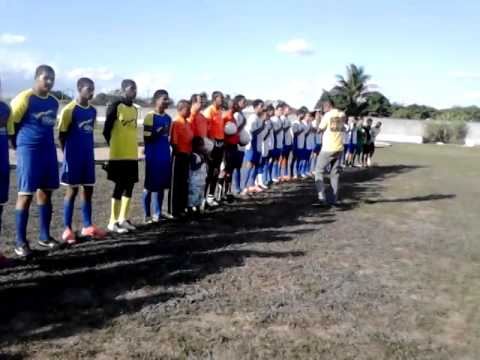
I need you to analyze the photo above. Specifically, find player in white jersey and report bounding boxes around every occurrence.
[280,105,293,181]
[312,111,323,174]
[291,107,308,179]
[345,117,358,167]
[270,103,284,183]
[304,112,316,177]
[240,99,265,195]
[258,104,274,189]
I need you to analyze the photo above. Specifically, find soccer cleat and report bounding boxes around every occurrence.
[81,225,108,239]
[14,244,32,258]
[62,228,77,245]
[206,196,219,208]
[119,220,136,231]
[107,222,128,234]
[38,237,61,249]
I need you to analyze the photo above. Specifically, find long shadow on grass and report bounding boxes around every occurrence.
[0,163,423,346]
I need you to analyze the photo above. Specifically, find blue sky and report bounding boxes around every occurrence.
[0,0,479,108]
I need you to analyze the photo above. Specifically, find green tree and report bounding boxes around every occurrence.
[365,91,392,117]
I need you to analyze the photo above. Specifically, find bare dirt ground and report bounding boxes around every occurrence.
[0,144,479,359]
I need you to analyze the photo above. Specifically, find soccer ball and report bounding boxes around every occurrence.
[239,130,251,146]
[224,122,238,136]
[203,137,214,153]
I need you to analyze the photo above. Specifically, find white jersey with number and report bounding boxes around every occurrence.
[246,113,264,152]
[282,115,293,146]
[271,115,284,149]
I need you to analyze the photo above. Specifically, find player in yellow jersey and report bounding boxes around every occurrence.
[103,80,139,233]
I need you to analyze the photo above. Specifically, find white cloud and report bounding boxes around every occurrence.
[67,67,115,81]
[448,71,480,79]
[0,33,26,45]
[277,38,315,56]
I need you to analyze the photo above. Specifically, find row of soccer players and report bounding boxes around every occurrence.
[0,64,345,262]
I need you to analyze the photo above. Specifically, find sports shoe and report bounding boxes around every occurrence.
[272,178,280,184]
[119,220,136,231]
[144,216,153,225]
[152,215,161,223]
[14,244,32,258]
[81,225,107,239]
[259,183,269,190]
[107,222,128,234]
[161,212,175,220]
[206,196,219,208]
[62,228,77,245]
[38,237,61,249]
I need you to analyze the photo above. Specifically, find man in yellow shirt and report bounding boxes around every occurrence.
[314,99,346,206]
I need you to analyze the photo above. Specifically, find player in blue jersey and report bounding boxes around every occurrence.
[142,89,172,224]
[10,65,60,258]
[270,102,284,184]
[0,81,14,265]
[58,77,107,244]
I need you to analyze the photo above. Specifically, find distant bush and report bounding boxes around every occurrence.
[424,112,468,144]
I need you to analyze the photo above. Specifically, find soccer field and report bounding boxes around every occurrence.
[0,144,479,359]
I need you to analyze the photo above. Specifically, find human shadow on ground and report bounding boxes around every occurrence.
[0,163,424,350]
[364,193,456,204]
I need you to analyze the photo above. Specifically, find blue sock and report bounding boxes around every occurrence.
[241,167,250,190]
[81,200,92,228]
[247,167,256,188]
[272,162,279,180]
[153,191,163,218]
[38,203,52,241]
[262,162,269,184]
[267,161,274,182]
[233,168,241,193]
[63,199,74,229]
[142,190,151,218]
[15,208,29,247]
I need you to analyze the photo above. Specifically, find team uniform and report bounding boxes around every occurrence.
[58,101,96,187]
[270,115,283,182]
[169,115,193,216]
[232,110,247,193]
[291,119,306,178]
[11,89,60,248]
[142,111,172,221]
[305,122,315,175]
[0,101,13,261]
[103,100,139,232]
[203,104,224,202]
[259,118,274,186]
[281,114,293,178]
[242,113,265,190]
[224,110,244,196]
[188,151,207,209]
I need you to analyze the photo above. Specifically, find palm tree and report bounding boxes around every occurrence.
[332,64,371,116]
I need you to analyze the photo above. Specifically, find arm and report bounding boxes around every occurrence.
[57,104,74,151]
[143,113,155,144]
[103,101,120,145]
[10,90,30,141]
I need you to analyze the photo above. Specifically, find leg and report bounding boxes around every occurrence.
[329,153,342,202]
[36,189,53,242]
[15,194,33,248]
[109,182,123,227]
[152,190,164,219]
[63,186,79,230]
[119,182,134,223]
[142,190,152,219]
[314,152,333,201]
[81,186,94,228]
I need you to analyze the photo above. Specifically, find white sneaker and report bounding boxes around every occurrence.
[144,216,153,225]
[206,196,219,207]
[107,222,128,234]
[259,183,269,190]
[152,215,161,223]
[119,220,136,231]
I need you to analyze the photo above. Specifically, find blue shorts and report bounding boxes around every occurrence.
[304,149,313,160]
[17,145,59,194]
[293,147,304,159]
[348,143,356,153]
[282,145,293,157]
[314,145,322,154]
[60,153,96,187]
[271,148,282,160]
[244,148,261,165]
[344,144,348,153]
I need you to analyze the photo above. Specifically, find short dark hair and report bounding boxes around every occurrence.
[77,77,94,90]
[190,93,200,103]
[121,79,136,90]
[232,95,246,108]
[266,104,275,112]
[252,99,264,108]
[212,91,223,101]
[177,99,190,111]
[153,89,169,102]
[275,102,285,110]
[297,106,309,115]
[35,64,55,79]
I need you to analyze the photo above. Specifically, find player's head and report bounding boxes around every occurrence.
[76,77,95,101]
[297,106,308,119]
[34,65,55,94]
[275,102,284,116]
[367,117,373,125]
[266,104,275,118]
[252,99,264,115]
[121,79,137,101]
[177,99,191,118]
[375,121,382,128]
[232,95,247,112]
[323,98,334,113]
[211,91,224,107]
[192,136,205,154]
[307,111,315,121]
[226,98,234,111]
[153,89,169,110]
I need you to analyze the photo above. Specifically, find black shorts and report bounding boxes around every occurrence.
[106,160,139,184]
[363,143,375,156]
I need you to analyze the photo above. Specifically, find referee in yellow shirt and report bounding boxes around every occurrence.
[314,99,347,207]
[103,79,139,233]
